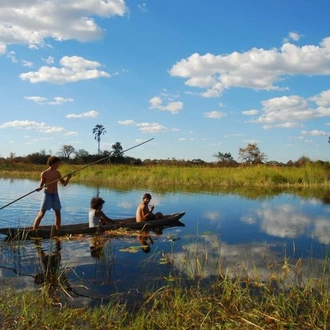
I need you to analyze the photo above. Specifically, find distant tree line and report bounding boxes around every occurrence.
[1,141,328,169]
[1,126,329,168]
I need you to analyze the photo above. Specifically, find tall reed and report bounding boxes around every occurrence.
[1,163,330,189]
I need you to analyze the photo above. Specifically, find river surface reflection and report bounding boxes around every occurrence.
[0,178,330,307]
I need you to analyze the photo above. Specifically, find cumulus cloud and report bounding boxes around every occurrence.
[66,110,99,118]
[24,96,74,105]
[283,31,302,43]
[249,92,330,127]
[300,130,328,136]
[242,109,259,116]
[169,36,330,97]
[0,0,128,52]
[203,111,227,119]
[0,120,65,133]
[42,56,55,65]
[19,56,110,84]
[136,122,168,133]
[149,94,183,114]
[309,90,330,107]
[263,122,302,129]
[118,119,135,125]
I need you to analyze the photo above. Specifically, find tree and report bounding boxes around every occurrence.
[74,149,90,162]
[58,145,76,160]
[110,142,124,163]
[112,142,123,157]
[93,124,107,155]
[238,143,267,165]
[213,152,235,165]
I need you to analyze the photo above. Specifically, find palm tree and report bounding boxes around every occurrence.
[93,124,107,154]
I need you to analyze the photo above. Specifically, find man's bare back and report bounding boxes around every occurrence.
[42,168,62,193]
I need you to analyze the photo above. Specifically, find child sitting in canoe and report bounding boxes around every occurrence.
[89,197,114,227]
[136,193,163,222]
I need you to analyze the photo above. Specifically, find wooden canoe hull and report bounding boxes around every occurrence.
[0,211,186,240]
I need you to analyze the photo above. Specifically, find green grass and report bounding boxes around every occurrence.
[1,234,330,329]
[1,269,329,329]
[1,163,330,328]
[1,163,330,190]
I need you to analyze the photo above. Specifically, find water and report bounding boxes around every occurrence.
[0,178,329,307]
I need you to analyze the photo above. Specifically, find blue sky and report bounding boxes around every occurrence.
[1,0,330,163]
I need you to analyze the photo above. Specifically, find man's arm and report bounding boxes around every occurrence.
[59,172,72,186]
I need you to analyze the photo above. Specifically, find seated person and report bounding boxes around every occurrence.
[136,193,163,222]
[89,197,114,227]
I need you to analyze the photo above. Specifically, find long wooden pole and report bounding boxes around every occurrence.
[0,138,154,210]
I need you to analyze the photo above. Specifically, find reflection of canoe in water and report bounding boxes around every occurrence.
[0,211,186,240]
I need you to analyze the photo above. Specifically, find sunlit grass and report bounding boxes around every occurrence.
[1,232,330,329]
[1,265,329,329]
[1,163,330,190]
[1,163,330,328]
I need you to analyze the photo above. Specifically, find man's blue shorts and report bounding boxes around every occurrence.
[41,192,62,211]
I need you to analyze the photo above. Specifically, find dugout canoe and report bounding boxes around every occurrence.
[0,211,186,240]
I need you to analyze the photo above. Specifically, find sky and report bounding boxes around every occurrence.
[1,0,330,163]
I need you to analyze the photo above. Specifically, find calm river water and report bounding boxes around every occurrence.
[0,178,330,307]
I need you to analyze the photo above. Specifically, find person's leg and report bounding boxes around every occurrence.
[33,209,46,230]
[54,210,61,230]
[33,192,51,229]
[52,193,62,230]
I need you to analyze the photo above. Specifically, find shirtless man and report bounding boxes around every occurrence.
[136,193,163,222]
[32,156,71,230]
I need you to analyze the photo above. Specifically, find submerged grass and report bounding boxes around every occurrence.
[1,271,329,329]
[1,234,330,329]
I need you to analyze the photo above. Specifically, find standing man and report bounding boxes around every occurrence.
[33,156,71,230]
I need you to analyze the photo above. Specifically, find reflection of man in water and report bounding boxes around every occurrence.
[137,231,154,253]
[34,239,72,298]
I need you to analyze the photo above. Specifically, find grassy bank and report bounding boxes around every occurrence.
[1,271,329,329]
[1,163,330,328]
[1,163,330,190]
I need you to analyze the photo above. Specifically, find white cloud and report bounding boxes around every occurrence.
[50,97,74,105]
[251,94,330,126]
[288,32,301,41]
[137,122,168,133]
[263,122,302,129]
[283,31,302,43]
[42,56,55,65]
[169,36,330,97]
[21,60,33,67]
[309,90,330,107]
[24,96,74,105]
[204,111,227,119]
[148,95,183,114]
[66,110,99,118]
[0,120,65,133]
[19,56,110,84]
[242,109,259,116]
[0,1,129,52]
[24,96,48,104]
[301,130,328,136]
[118,119,135,125]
